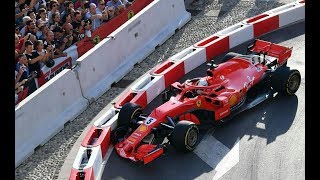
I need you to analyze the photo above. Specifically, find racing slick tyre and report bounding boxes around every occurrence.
[111,126,130,145]
[221,52,241,62]
[272,68,301,96]
[170,120,199,152]
[118,103,142,127]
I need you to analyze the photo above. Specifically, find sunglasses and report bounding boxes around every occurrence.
[53,4,59,7]
[100,3,105,5]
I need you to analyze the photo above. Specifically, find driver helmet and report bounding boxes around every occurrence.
[198,78,208,86]
[252,55,261,64]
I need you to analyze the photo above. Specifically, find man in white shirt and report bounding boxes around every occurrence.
[85,3,103,31]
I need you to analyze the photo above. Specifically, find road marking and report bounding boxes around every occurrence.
[256,122,266,130]
[193,133,240,180]
[212,138,240,180]
[96,146,114,180]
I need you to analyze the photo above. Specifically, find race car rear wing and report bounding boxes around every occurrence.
[247,39,293,65]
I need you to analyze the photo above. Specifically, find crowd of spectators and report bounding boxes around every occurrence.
[15,0,135,104]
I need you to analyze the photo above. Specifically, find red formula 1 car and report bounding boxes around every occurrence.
[111,39,301,164]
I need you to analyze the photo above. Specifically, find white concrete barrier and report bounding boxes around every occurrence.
[15,69,88,167]
[216,22,254,49]
[75,0,191,101]
[131,74,165,104]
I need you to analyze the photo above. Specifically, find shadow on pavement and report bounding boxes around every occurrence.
[213,94,298,149]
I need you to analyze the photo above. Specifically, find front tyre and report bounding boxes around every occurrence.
[117,103,142,127]
[170,120,199,152]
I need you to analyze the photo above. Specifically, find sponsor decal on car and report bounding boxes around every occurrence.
[229,95,237,106]
[138,124,148,132]
[127,137,136,143]
[256,65,262,72]
[132,132,142,137]
[220,109,229,116]
[244,75,255,91]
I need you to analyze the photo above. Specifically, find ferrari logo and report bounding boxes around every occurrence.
[196,100,201,107]
[92,35,101,45]
[128,10,135,19]
[138,124,148,132]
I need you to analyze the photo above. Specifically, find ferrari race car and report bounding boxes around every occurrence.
[111,39,301,164]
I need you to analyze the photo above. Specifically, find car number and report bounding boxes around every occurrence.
[145,117,157,126]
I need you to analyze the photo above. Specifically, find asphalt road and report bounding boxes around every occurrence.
[101,21,305,180]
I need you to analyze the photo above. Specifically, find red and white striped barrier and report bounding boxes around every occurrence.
[69,1,304,179]
[93,108,119,128]
[194,35,230,61]
[196,0,304,61]
[150,46,206,87]
[168,46,207,75]
[114,90,148,109]
[264,1,305,28]
[130,74,166,105]
[70,146,102,180]
[70,109,116,180]
[216,22,254,49]
[81,126,111,159]
[114,46,206,109]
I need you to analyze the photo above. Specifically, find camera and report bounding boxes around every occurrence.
[45,58,55,68]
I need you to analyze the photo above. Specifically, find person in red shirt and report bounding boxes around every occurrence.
[15,33,36,63]
[15,34,25,54]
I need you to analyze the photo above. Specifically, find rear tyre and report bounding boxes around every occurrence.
[221,52,241,62]
[170,120,199,152]
[284,69,301,95]
[117,103,142,127]
[272,68,301,96]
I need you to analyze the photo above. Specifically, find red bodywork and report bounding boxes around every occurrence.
[114,39,293,164]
